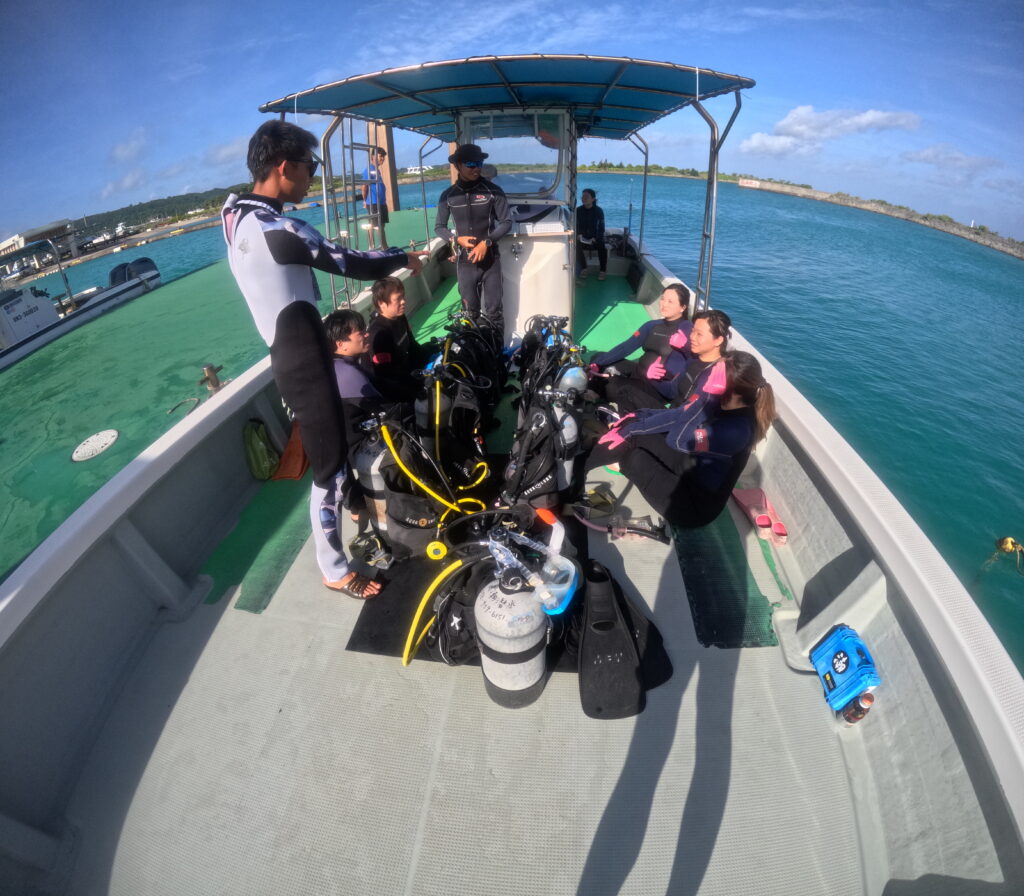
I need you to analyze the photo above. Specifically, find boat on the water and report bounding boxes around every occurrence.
[1,55,1021,895]
[0,240,160,371]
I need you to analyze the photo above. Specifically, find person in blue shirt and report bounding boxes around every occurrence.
[362,147,389,249]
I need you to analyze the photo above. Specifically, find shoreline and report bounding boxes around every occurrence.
[577,168,1023,261]
[17,171,1020,288]
[734,179,1024,261]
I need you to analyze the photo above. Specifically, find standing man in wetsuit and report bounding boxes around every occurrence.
[222,120,425,599]
[434,143,512,335]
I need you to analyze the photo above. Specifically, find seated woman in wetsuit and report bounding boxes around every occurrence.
[361,276,436,402]
[588,284,692,411]
[616,307,732,416]
[586,350,776,528]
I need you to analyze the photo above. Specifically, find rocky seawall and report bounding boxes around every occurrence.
[737,179,1024,261]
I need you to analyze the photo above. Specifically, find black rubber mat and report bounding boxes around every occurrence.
[672,512,778,649]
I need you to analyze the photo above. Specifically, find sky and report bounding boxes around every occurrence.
[2,0,1022,240]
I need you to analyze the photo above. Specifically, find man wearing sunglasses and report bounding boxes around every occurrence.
[434,143,511,336]
[222,120,427,599]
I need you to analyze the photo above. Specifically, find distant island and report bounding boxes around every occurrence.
[579,163,1024,261]
[66,165,1023,263]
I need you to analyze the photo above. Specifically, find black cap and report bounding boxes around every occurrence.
[448,143,488,164]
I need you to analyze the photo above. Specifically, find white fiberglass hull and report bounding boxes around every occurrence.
[0,270,160,372]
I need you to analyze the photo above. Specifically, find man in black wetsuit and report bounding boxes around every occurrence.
[222,120,426,599]
[434,144,512,335]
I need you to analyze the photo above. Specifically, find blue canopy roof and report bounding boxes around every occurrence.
[259,55,755,141]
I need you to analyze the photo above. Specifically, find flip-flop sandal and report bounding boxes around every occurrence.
[324,572,381,599]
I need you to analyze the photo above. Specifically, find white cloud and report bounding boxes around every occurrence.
[205,136,249,167]
[111,128,146,164]
[738,133,810,156]
[982,177,1024,200]
[166,62,208,84]
[902,143,1000,180]
[776,106,919,141]
[741,104,919,156]
[100,168,146,200]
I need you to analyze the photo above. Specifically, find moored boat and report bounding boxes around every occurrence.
[0,243,160,371]
[0,56,1021,895]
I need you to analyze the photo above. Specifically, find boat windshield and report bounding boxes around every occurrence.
[463,112,564,198]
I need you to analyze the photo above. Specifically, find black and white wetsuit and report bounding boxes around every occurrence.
[222,192,409,580]
[434,178,511,333]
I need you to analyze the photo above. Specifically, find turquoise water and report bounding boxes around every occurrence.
[4,175,1023,670]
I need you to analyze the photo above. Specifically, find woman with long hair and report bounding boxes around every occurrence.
[587,350,776,527]
[589,284,696,409]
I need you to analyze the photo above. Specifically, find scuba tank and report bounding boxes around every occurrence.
[474,574,549,709]
[352,435,389,537]
[549,401,579,493]
[473,532,549,708]
[472,518,580,708]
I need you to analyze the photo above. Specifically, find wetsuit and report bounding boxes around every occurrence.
[592,318,693,411]
[588,405,756,528]
[222,192,409,581]
[435,178,511,333]
[575,203,607,274]
[332,355,386,462]
[362,313,434,402]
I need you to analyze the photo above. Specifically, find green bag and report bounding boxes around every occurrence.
[244,418,280,480]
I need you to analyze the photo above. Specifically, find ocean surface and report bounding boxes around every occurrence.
[3,175,1022,670]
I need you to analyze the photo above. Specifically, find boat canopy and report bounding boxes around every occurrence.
[259,54,755,141]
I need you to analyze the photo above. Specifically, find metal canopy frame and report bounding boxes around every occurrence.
[261,55,754,308]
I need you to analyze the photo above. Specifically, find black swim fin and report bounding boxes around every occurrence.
[578,560,644,719]
[614,586,673,692]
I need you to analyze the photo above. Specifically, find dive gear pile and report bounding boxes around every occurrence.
[349,311,671,715]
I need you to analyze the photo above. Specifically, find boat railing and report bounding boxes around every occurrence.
[733,322,1024,839]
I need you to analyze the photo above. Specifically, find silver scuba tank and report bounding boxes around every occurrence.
[474,575,549,709]
[353,438,388,536]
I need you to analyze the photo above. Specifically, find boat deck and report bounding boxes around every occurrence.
[63,471,862,896]
[56,273,869,895]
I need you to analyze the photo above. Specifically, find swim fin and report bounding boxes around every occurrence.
[614,585,673,692]
[578,560,645,719]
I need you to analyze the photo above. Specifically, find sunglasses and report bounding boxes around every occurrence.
[290,156,319,177]
[461,160,483,169]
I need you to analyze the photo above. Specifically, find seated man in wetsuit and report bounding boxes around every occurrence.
[362,276,437,402]
[589,284,692,411]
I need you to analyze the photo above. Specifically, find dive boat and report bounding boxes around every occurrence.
[1,56,1021,895]
[0,243,160,371]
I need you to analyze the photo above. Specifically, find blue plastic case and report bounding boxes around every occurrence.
[810,624,881,711]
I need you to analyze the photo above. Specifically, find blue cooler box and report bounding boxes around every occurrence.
[810,624,881,711]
